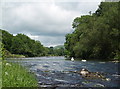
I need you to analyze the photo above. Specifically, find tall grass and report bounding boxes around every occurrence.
[2,61,38,87]
[0,60,2,88]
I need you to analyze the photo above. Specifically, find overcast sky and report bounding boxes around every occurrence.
[1,0,102,47]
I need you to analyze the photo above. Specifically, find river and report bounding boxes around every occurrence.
[7,56,120,88]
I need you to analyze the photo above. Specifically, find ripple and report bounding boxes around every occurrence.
[36,73,42,77]
[43,65,49,68]
[112,74,120,77]
[94,83,105,87]
[53,62,60,64]
[99,62,105,64]
[90,63,95,65]
[52,64,57,65]
[54,79,68,83]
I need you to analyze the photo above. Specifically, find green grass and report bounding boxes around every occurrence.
[2,61,38,87]
[0,60,2,88]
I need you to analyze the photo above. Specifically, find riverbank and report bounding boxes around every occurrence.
[4,50,25,58]
[2,60,38,87]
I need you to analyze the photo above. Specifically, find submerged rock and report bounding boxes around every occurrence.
[79,68,110,81]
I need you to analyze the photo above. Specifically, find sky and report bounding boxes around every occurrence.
[1,0,103,47]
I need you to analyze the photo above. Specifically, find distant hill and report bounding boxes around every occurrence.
[54,45,65,49]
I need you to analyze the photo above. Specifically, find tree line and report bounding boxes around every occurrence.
[0,30,65,58]
[64,2,120,60]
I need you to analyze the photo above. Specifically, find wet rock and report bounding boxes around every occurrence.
[79,69,107,80]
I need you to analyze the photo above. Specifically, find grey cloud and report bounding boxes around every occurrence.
[39,36,65,47]
[55,2,101,15]
[55,2,79,11]
[28,35,65,47]
[2,0,101,46]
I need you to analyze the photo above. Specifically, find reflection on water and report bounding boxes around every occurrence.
[7,56,120,88]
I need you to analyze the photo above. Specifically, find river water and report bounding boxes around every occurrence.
[7,56,120,88]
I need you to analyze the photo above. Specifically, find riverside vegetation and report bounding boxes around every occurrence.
[2,61,38,87]
[0,24,39,87]
[0,41,38,87]
[64,2,120,61]
[0,30,66,58]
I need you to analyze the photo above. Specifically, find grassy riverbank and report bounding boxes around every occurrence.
[0,60,2,89]
[2,61,38,87]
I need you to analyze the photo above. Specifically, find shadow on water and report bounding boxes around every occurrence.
[7,56,120,88]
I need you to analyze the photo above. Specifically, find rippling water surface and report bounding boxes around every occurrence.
[7,56,120,88]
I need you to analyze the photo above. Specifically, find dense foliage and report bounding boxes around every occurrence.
[64,2,120,60]
[0,29,65,57]
[1,30,48,57]
[48,45,65,56]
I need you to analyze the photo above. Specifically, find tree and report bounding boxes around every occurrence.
[1,30,13,52]
[64,2,119,60]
